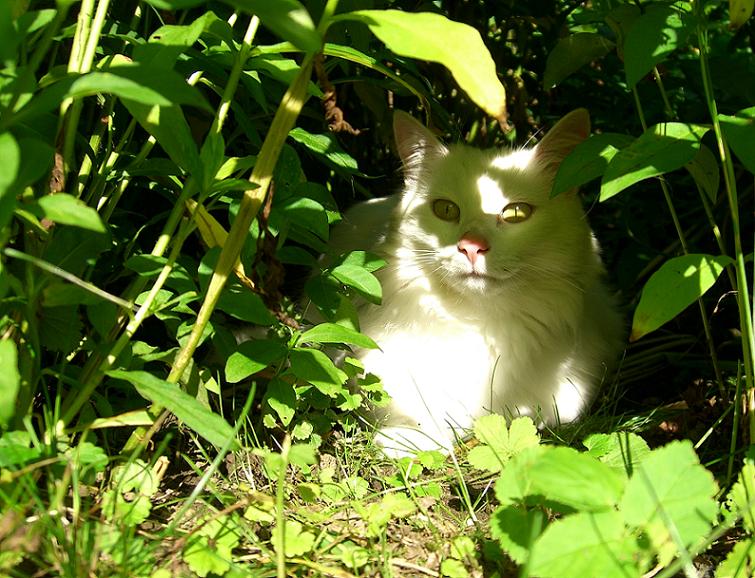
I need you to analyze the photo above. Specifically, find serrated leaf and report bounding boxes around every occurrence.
[0,340,20,428]
[544,33,615,89]
[583,431,651,477]
[551,133,633,197]
[288,347,348,396]
[225,339,287,383]
[495,446,625,511]
[490,504,544,564]
[716,539,755,578]
[601,122,708,200]
[624,6,690,87]
[338,10,506,118]
[719,107,755,174]
[631,254,732,341]
[299,322,377,349]
[184,517,240,577]
[108,370,239,449]
[271,520,316,557]
[724,460,755,533]
[529,511,644,578]
[468,415,540,473]
[620,440,718,563]
[33,194,105,232]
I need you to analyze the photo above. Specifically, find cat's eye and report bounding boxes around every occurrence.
[432,199,461,222]
[499,202,533,224]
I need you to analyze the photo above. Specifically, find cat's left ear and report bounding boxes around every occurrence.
[534,108,590,171]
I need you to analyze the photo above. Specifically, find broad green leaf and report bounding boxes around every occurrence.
[544,33,615,89]
[33,193,106,232]
[338,10,506,118]
[631,254,732,341]
[583,431,651,477]
[600,122,708,201]
[265,378,296,426]
[225,0,320,53]
[468,415,540,473]
[330,263,382,304]
[121,100,203,181]
[39,305,83,353]
[337,250,386,273]
[15,137,54,193]
[184,516,241,577]
[289,127,359,173]
[716,539,755,578]
[529,511,644,578]
[225,339,287,383]
[0,131,20,229]
[620,440,718,563]
[0,431,41,467]
[624,6,690,87]
[551,133,633,197]
[490,504,545,564]
[439,559,467,578]
[288,347,348,396]
[729,0,755,29]
[719,107,755,174]
[299,322,378,349]
[0,340,20,428]
[495,446,625,511]
[108,370,239,449]
[270,520,316,557]
[273,196,330,242]
[685,144,720,202]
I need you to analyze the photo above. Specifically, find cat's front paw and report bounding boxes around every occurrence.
[373,426,453,459]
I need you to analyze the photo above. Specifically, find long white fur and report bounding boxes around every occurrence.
[327,109,624,456]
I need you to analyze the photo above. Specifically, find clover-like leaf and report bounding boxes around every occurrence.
[468,415,540,473]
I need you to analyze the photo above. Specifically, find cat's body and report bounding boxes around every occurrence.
[327,109,624,455]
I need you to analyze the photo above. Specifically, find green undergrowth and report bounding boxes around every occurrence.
[1,0,755,576]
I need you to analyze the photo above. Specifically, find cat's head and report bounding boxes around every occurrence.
[392,109,597,299]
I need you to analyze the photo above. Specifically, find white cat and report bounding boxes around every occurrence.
[327,109,624,456]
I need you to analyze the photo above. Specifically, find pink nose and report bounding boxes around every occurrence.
[457,234,490,265]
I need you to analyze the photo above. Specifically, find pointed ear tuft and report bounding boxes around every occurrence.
[535,108,591,169]
[393,111,448,171]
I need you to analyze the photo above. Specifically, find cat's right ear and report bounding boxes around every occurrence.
[393,111,448,173]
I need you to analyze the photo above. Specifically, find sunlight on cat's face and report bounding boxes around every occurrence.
[398,145,589,297]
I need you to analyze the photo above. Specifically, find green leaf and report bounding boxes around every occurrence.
[0,431,41,467]
[0,340,20,428]
[468,415,540,473]
[529,511,644,578]
[274,196,330,242]
[544,33,615,89]
[551,133,633,197]
[583,431,651,477]
[490,504,544,565]
[184,516,241,577]
[724,459,755,534]
[288,127,359,173]
[225,339,287,383]
[330,263,382,304]
[685,144,720,202]
[719,107,755,174]
[440,558,468,578]
[716,540,755,578]
[288,348,347,396]
[299,322,378,349]
[495,446,625,512]
[108,370,239,449]
[0,131,20,229]
[270,520,316,557]
[623,6,690,87]
[631,254,732,341]
[39,305,83,353]
[338,10,506,118]
[32,193,106,232]
[620,440,718,563]
[265,378,296,426]
[224,0,320,52]
[600,122,708,200]
[337,250,386,273]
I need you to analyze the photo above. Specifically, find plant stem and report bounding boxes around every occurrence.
[696,14,755,443]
